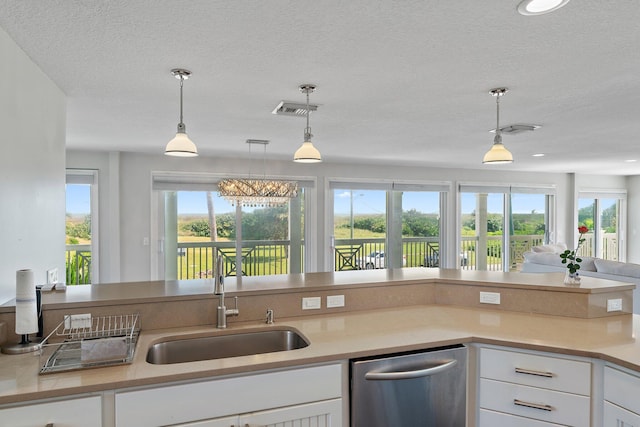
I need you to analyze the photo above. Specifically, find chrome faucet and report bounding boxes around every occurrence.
[214,255,238,328]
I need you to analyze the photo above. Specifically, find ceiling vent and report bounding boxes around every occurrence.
[272,101,318,116]
[489,124,541,135]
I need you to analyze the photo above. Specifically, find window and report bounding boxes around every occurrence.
[577,191,626,261]
[330,181,447,271]
[153,173,312,279]
[459,184,555,271]
[65,170,98,284]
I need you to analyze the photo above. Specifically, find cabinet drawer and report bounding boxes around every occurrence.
[605,366,640,415]
[0,396,102,427]
[604,401,640,427]
[479,378,590,426]
[480,347,590,395]
[479,408,565,426]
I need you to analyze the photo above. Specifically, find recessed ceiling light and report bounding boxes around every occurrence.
[532,153,545,157]
[624,159,637,163]
[517,0,570,15]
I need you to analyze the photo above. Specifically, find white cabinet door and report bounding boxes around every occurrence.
[605,366,640,415]
[479,408,565,426]
[173,415,239,427]
[240,398,342,427]
[0,395,102,427]
[115,364,342,427]
[604,402,640,427]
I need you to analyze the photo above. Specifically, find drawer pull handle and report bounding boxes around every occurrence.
[514,399,554,412]
[515,367,554,378]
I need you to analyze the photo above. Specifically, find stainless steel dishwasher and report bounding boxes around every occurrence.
[350,344,467,427]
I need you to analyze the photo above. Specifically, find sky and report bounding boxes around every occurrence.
[66,184,91,214]
[66,186,548,216]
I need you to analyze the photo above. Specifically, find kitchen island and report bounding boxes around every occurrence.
[0,268,638,425]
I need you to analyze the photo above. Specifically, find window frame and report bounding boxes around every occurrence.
[65,169,99,284]
[151,171,317,279]
[327,178,450,271]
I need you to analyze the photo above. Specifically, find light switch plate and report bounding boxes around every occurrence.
[302,297,321,310]
[327,295,345,308]
[480,291,501,305]
[64,313,92,329]
[607,298,623,312]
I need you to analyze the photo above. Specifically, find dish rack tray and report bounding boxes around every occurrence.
[39,314,140,374]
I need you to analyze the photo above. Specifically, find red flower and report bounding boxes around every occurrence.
[578,225,589,234]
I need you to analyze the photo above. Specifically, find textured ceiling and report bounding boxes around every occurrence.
[1,0,639,174]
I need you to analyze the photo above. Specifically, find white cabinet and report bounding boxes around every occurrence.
[480,408,565,426]
[172,415,239,426]
[604,402,640,427]
[179,399,341,427]
[115,363,342,427]
[478,346,591,427]
[604,365,640,426]
[0,395,102,427]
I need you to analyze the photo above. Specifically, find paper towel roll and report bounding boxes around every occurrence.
[15,269,38,335]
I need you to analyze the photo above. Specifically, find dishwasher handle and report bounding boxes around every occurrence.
[364,359,457,381]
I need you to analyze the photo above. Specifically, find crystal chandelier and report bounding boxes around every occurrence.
[218,140,298,207]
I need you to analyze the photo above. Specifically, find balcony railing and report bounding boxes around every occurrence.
[65,244,91,285]
[176,240,301,279]
[174,235,549,278]
[67,233,620,283]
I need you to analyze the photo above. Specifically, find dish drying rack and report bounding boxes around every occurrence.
[39,313,140,374]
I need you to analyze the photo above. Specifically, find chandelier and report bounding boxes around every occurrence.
[218,140,298,207]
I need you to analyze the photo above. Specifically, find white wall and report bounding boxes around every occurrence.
[0,27,66,304]
[68,150,573,282]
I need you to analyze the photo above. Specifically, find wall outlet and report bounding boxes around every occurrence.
[302,297,321,310]
[607,298,623,312]
[47,268,58,284]
[480,291,501,305]
[327,295,345,308]
[64,313,92,329]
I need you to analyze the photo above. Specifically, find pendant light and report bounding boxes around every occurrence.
[165,68,198,157]
[294,84,322,163]
[483,87,513,165]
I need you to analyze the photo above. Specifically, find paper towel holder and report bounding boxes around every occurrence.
[1,285,43,354]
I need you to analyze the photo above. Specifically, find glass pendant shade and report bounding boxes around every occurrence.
[483,137,513,164]
[294,141,322,163]
[165,131,198,157]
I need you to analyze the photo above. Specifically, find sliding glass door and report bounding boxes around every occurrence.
[459,185,553,271]
[577,193,625,261]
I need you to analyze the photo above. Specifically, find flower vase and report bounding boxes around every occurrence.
[564,270,581,285]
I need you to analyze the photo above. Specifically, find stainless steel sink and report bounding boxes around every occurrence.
[146,328,310,364]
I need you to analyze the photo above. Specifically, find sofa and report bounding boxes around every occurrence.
[521,244,640,314]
